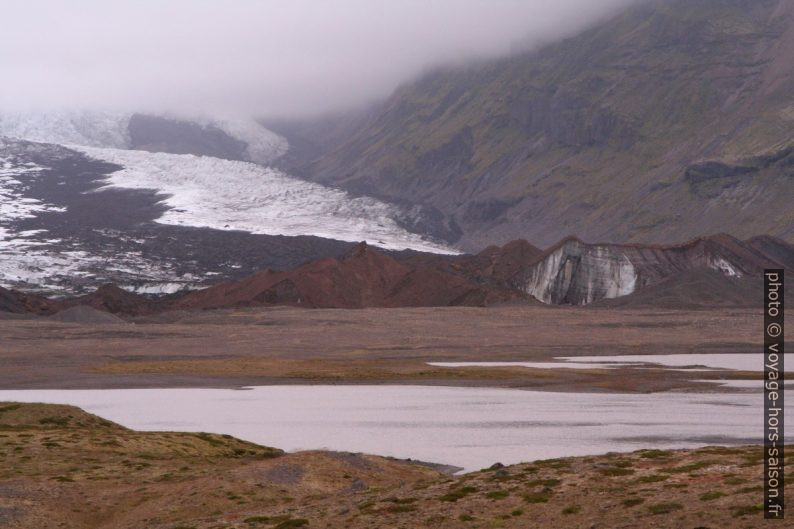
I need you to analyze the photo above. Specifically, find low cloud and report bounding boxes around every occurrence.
[1,0,639,118]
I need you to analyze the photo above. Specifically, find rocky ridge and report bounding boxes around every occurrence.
[2,234,791,315]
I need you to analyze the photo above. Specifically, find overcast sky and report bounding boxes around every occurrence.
[0,0,639,119]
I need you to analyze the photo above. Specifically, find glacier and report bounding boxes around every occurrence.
[0,110,453,254]
[0,111,131,149]
[1,150,191,293]
[0,110,287,163]
[78,146,455,254]
[0,112,457,294]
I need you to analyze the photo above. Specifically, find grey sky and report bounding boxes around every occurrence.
[0,0,639,118]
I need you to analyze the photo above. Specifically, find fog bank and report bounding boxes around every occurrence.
[1,0,640,118]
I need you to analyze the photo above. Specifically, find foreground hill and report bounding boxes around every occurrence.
[295,0,794,250]
[0,402,781,529]
[168,241,532,311]
[1,234,792,315]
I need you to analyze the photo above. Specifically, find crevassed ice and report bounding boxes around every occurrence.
[78,146,457,254]
[122,282,196,295]
[1,111,454,254]
[0,111,131,148]
[0,155,87,289]
[0,110,288,165]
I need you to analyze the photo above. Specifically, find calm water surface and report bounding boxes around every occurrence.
[0,385,776,472]
[430,353,776,372]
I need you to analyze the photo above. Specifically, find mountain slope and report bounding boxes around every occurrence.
[299,0,794,250]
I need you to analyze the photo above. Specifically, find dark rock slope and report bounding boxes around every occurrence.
[0,286,53,315]
[127,114,249,160]
[294,0,794,250]
[167,242,529,310]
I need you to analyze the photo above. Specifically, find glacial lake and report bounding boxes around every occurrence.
[430,353,783,372]
[0,385,779,472]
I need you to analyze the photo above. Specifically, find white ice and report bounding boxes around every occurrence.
[79,146,456,254]
[121,282,195,295]
[0,110,131,148]
[0,111,288,164]
[192,115,288,164]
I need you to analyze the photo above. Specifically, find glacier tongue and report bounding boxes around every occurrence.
[520,240,638,305]
[79,146,457,254]
[0,110,456,255]
[0,112,458,295]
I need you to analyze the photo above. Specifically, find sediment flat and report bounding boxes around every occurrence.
[0,305,769,392]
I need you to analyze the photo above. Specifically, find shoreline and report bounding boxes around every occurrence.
[0,371,776,393]
[0,401,780,528]
[0,385,772,474]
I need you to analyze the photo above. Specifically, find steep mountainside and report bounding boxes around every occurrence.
[299,0,794,250]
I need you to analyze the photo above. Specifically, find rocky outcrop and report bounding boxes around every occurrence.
[404,239,544,289]
[0,284,157,317]
[128,114,249,160]
[60,285,158,316]
[0,286,56,315]
[594,269,759,309]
